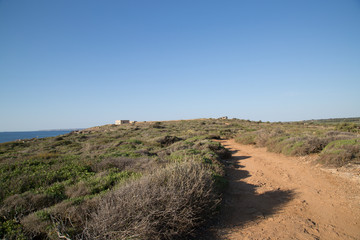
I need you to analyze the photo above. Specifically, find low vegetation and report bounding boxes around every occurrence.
[0,119,235,239]
[1,117,359,239]
[235,118,360,167]
[318,138,360,166]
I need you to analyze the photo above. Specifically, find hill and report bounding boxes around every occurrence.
[1,118,359,239]
[302,117,360,124]
[0,119,235,239]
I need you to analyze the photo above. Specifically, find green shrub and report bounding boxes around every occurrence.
[269,136,327,156]
[0,219,26,240]
[44,183,66,202]
[0,141,29,151]
[336,122,360,133]
[235,133,256,145]
[51,139,72,147]
[236,127,359,159]
[0,192,52,221]
[152,122,163,129]
[87,170,140,194]
[128,139,143,145]
[0,156,93,202]
[156,135,182,147]
[319,138,360,166]
[206,142,232,159]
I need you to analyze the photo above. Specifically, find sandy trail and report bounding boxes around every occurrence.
[209,139,360,240]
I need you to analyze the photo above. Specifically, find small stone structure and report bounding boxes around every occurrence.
[219,116,228,120]
[115,120,130,125]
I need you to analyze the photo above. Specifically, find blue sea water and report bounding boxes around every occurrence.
[0,130,76,143]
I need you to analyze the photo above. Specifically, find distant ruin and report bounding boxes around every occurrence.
[115,120,137,125]
[115,120,129,125]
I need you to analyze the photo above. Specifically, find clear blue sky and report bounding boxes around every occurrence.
[1,0,359,131]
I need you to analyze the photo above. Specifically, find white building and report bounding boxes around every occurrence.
[115,120,130,125]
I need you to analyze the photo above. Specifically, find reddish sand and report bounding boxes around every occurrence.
[209,139,360,240]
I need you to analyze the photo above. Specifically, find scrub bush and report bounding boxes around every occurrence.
[85,161,220,240]
[319,138,360,166]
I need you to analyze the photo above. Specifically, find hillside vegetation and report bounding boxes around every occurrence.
[235,119,360,166]
[0,119,234,239]
[1,118,359,239]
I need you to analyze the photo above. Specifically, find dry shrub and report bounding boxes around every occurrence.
[265,136,292,154]
[93,157,154,173]
[135,148,156,156]
[262,131,357,156]
[21,198,99,239]
[85,161,219,240]
[277,136,329,156]
[319,145,360,166]
[167,141,188,152]
[1,192,53,220]
[65,181,90,198]
[92,157,132,172]
[319,138,360,167]
[156,136,182,147]
[267,136,341,156]
[302,137,329,154]
[236,129,286,147]
[254,129,272,147]
[257,128,286,147]
[205,142,232,159]
[290,132,358,156]
[50,199,98,237]
[325,131,356,138]
[21,212,50,239]
[206,135,221,140]
[335,122,360,133]
[236,133,256,145]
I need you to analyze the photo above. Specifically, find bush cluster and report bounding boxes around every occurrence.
[235,125,360,167]
[319,138,360,166]
[0,119,235,239]
[335,122,360,133]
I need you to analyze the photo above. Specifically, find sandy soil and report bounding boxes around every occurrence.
[208,139,360,240]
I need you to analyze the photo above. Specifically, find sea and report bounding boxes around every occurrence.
[0,130,79,143]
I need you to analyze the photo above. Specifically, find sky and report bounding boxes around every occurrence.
[0,0,359,131]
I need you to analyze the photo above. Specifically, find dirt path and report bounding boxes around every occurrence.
[209,139,360,240]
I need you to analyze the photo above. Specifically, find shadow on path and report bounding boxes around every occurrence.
[204,143,296,239]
